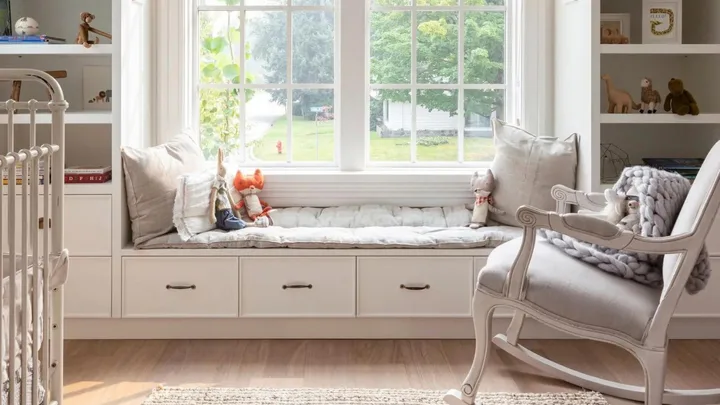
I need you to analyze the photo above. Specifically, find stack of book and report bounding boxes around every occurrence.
[2,163,45,185]
[65,166,111,184]
[642,158,704,181]
[0,35,66,44]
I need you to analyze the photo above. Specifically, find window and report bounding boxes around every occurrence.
[190,0,531,169]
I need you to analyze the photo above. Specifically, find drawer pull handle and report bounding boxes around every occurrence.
[400,284,430,291]
[166,284,197,290]
[282,284,313,290]
[39,217,51,229]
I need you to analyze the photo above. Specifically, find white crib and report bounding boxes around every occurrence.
[0,69,70,405]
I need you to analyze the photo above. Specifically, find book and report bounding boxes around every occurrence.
[0,35,66,44]
[65,165,111,175]
[64,172,111,183]
[642,158,704,170]
[2,176,44,185]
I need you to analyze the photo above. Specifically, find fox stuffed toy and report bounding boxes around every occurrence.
[233,169,274,224]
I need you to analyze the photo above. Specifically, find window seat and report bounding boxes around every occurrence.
[138,204,523,249]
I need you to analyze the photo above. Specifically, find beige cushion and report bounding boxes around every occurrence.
[489,120,577,226]
[173,169,217,241]
[121,133,207,246]
[477,237,661,341]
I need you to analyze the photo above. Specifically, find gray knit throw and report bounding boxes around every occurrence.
[540,166,711,294]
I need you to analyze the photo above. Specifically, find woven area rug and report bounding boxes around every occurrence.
[141,387,608,405]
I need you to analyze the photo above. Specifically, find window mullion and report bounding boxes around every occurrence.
[286,9,293,164]
[457,1,465,164]
[239,8,247,163]
[410,1,417,164]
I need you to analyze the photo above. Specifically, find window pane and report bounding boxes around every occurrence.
[292,11,335,84]
[293,0,334,5]
[372,0,411,5]
[465,12,505,84]
[246,0,286,5]
[417,89,458,162]
[199,88,242,160]
[199,0,242,5]
[466,0,505,5]
[417,0,458,5]
[417,11,458,85]
[199,11,242,85]
[291,90,335,162]
[463,89,502,161]
[369,91,411,162]
[370,11,411,84]
[247,11,287,84]
[244,89,288,162]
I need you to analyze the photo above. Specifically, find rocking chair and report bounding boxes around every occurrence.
[445,141,720,405]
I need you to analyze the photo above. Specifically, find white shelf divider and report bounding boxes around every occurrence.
[0,111,112,125]
[601,44,720,55]
[2,181,113,196]
[600,113,720,124]
[0,44,113,55]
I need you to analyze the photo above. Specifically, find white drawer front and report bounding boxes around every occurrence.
[122,257,239,318]
[66,195,112,256]
[65,257,112,318]
[241,257,356,317]
[357,257,473,317]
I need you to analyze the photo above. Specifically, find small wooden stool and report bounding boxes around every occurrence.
[9,70,68,101]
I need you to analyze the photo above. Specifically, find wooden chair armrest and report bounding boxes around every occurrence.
[551,184,607,213]
[503,205,693,299]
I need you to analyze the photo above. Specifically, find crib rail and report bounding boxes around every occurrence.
[0,68,68,405]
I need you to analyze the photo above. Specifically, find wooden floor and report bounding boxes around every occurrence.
[63,339,720,405]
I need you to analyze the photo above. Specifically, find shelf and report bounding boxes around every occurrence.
[0,111,112,125]
[600,113,720,124]
[2,181,113,196]
[0,44,113,55]
[600,44,720,55]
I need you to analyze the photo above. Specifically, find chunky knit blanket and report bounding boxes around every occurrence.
[540,166,711,294]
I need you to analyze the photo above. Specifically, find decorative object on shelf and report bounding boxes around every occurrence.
[14,16,38,36]
[64,165,111,183]
[639,77,662,114]
[0,0,11,36]
[601,74,640,114]
[76,12,111,48]
[210,148,247,231]
[643,157,703,180]
[600,143,630,184]
[83,65,112,110]
[0,34,65,43]
[642,0,682,44]
[233,169,275,224]
[664,78,699,116]
[9,69,66,101]
[467,169,504,229]
[600,13,630,44]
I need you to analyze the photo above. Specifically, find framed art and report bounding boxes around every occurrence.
[83,65,112,111]
[642,0,682,44]
[600,13,631,44]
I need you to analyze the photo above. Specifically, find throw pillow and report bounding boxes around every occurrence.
[489,120,578,227]
[174,170,217,241]
[121,132,207,246]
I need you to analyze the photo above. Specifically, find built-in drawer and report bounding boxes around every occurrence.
[2,195,111,256]
[357,257,473,317]
[122,257,239,318]
[240,257,356,317]
[64,257,112,318]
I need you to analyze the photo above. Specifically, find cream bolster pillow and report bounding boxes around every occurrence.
[121,132,207,246]
[489,120,578,227]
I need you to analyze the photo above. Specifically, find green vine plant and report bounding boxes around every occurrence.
[199,8,256,160]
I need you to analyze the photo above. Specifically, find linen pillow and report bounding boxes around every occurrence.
[489,120,578,227]
[121,132,207,246]
[174,170,217,241]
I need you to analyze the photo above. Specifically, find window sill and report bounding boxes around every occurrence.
[227,167,487,184]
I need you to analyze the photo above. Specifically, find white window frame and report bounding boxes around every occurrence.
[154,0,552,175]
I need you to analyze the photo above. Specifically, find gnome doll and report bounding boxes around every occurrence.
[468,169,505,229]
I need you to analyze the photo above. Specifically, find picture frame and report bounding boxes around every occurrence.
[600,13,631,44]
[83,65,112,111]
[642,0,682,44]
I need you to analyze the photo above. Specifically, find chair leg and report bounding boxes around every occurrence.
[444,294,495,405]
[637,348,667,405]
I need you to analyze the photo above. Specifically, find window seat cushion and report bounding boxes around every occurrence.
[136,204,523,249]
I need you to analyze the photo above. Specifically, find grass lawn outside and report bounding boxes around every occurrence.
[251,117,495,163]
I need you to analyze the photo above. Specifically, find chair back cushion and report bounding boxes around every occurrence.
[663,141,720,293]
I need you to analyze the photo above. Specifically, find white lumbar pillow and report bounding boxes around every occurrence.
[173,170,216,241]
[488,119,578,227]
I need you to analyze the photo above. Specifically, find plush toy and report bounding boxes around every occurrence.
[639,77,662,114]
[233,169,274,223]
[602,188,640,233]
[664,78,700,116]
[468,169,505,229]
[209,149,247,231]
[602,74,641,113]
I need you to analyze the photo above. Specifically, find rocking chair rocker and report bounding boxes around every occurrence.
[445,141,720,405]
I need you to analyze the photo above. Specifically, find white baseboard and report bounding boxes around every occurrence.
[64,315,720,340]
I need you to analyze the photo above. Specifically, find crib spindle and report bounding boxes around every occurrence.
[7,151,18,405]
[31,146,41,405]
[20,150,30,405]
[42,151,51,402]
